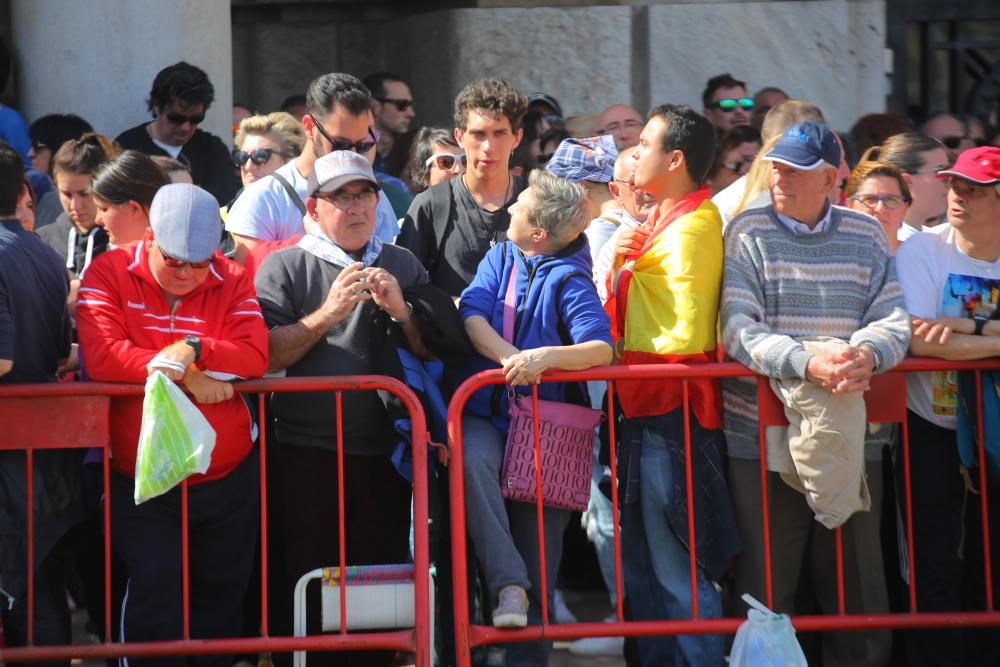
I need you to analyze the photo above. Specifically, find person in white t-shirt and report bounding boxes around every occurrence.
[224,73,398,265]
[894,145,1000,666]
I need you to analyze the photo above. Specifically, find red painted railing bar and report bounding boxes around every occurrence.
[756,377,775,609]
[446,402,473,660]
[257,392,270,637]
[181,480,191,640]
[25,447,34,646]
[606,380,625,622]
[975,372,994,611]
[835,526,845,614]
[529,386,550,626]
[103,446,112,642]
[681,380,699,619]
[901,412,917,612]
[336,391,347,635]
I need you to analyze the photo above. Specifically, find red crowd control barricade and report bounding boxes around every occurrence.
[0,375,431,666]
[446,358,1000,665]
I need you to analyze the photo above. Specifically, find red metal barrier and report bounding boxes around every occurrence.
[446,358,1000,664]
[0,376,431,666]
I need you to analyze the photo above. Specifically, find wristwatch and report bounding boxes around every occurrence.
[974,315,989,336]
[183,335,202,362]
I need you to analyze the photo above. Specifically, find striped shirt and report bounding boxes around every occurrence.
[720,204,911,459]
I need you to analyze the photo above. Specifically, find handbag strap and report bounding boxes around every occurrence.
[502,259,518,344]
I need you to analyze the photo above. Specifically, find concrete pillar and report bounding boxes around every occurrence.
[10,0,232,143]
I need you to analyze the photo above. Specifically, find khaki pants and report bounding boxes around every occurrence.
[766,338,870,528]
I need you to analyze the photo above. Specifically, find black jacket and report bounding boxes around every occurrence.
[116,123,240,204]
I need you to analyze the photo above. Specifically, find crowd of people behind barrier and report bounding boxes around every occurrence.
[1,54,1000,667]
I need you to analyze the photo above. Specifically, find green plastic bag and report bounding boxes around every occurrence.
[134,371,216,504]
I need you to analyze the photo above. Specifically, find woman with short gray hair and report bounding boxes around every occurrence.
[457,169,613,664]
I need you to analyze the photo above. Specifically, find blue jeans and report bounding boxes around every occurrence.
[621,423,725,666]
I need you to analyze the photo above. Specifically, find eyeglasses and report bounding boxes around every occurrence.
[159,248,212,269]
[376,97,414,112]
[940,135,967,150]
[315,188,378,210]
[232,148,289,167]
[709,98,754,112]
[309,115,379,154]
[425,153,467,170]
[164,111,206,126]
[598,119,643,135]
[850,194,907,210]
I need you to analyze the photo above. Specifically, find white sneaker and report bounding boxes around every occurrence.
[568,635,625,657]
[553,589,578,624]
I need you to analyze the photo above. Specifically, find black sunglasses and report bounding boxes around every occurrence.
[232,148,287,167]
[376,97,413,112]
[309,115,378,154]
[165,111,206,126]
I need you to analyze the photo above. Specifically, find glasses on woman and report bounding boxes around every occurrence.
[850,194,907,210]
[232,148,287,167]
[315,188,379,210]
[424,153,467,170]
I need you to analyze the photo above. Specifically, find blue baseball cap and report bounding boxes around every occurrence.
[544,135,618,184]
[149,184,220,262]
[764,121,841,170]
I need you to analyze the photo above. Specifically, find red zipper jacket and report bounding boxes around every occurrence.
[76,238,268,483]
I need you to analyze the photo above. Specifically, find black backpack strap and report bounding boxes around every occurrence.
[271,171,306,216]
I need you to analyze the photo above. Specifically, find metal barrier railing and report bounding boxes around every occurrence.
[0,375,431,666]
[445,358,1000,663]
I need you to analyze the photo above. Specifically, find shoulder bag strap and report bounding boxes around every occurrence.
[271,171,306,216]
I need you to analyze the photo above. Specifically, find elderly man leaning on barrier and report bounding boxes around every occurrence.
[75,183,269,667]
[254,150,464,667]
[894,146,1000,667]
[721,121,911,667]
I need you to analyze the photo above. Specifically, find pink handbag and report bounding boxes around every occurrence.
[498,260,601,511]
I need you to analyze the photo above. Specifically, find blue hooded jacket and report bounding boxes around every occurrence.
[458,236,612,429]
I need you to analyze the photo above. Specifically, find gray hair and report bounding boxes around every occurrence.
[526,170,589,243]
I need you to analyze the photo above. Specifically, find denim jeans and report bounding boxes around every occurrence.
[462,414,570,667]
[621,422,725,666]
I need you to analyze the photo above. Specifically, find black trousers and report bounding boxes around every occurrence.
[896,410,1000,667]
[109,452,259,667]
[268,444,411,667]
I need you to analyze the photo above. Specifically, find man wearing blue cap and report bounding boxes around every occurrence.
[721,121,910,666]
[76,183,269,666]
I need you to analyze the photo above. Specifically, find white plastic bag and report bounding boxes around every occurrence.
[134,371,216,504]
[729,594,808,667]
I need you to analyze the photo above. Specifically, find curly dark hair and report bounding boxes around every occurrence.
[453,78,528,132]
[146,62,215,113]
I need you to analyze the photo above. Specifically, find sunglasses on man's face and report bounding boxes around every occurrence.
[232,148,286,167]
[165,111,206,126]
[159,248,212,270]
[424,153,467,170]
[709,98,754,112]
[309,115,378,154]
[376,97,413,112]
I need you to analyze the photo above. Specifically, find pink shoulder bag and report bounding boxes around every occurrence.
[499,260,600,512]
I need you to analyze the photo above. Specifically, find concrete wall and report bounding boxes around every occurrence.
[233,1,884,133]
[10,0,233,142]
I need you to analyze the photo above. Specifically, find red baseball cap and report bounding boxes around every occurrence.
[938,146,1000,185]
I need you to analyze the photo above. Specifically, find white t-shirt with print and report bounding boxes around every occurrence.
[896,224,1000,429]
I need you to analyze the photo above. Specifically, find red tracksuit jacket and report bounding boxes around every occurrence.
[76,239,268,483]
